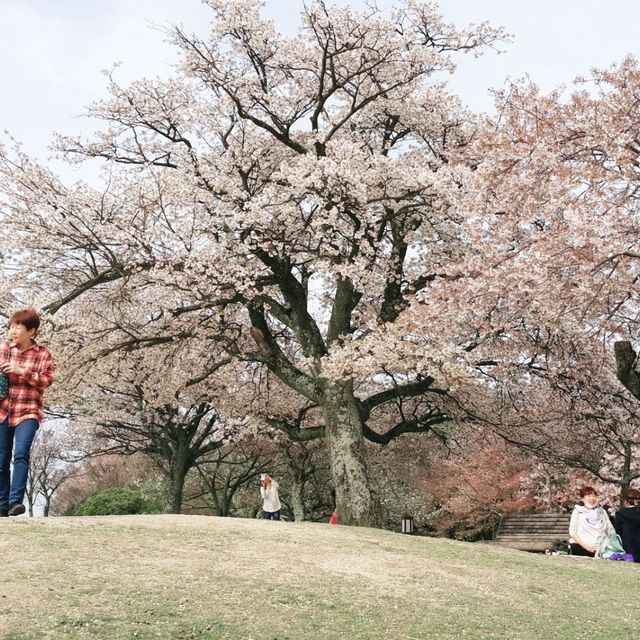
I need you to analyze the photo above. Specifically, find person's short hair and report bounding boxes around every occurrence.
[624,488,640,505]
[9,308,40,333]
[578,486,598,499]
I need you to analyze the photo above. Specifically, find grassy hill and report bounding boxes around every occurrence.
[0,514,638,639]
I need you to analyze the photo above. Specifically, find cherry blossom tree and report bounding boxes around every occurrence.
[495,341,640,503]
[414,58,640,509]
[449,56,640,395]
[0,1,505,526]
[425,433,539,540]
[71,369,228,513]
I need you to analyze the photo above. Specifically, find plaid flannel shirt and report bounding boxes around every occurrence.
[0,339,55,427]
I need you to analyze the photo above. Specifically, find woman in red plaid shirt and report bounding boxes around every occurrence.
[0,309,55,517]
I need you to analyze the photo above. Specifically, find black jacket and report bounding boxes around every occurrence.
[614,506,640,562]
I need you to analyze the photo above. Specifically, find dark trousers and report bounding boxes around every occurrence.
[263,510,281,520]
[0,419,39,509]
[570,543,595,558]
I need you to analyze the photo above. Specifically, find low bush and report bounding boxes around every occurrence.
[73,486,162,516]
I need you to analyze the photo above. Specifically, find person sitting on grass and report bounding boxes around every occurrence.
[569,486,625,559]
[614,488,640,563]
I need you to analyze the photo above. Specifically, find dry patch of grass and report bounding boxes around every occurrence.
[0,515,638,639]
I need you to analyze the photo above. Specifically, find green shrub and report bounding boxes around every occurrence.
[73,486,162,516]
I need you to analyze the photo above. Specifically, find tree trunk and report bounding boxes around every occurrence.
[221,476,233,516]
[619,442,634,508]
[208,477,223,516]
[545,473,552,511]
[614,341,640,400]
[321,381,377,527]
[168,445,189,514]
[289,475,305,522]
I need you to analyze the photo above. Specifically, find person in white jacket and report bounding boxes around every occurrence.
[260,473,281,520]
[569,486,615,557]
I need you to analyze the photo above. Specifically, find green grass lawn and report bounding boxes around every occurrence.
[0,514,637,639]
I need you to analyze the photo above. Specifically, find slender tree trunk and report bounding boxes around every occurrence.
[321,381,377,527]
[619,442,633,508]
[208,476,223,516]
[222,489,236,517]
[289,475,305,522]
[168,446,189,514]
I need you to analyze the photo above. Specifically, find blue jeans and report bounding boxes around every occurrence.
[263,510,281,520]
[0,419,38,509]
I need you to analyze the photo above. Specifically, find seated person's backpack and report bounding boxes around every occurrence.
[600,532,633,561]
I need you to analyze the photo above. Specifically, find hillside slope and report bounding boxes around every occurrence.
[0,515,637,639]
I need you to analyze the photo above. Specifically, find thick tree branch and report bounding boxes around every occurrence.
[44,262,152,316]
[248,306,323,402]
[614,341,640,400]
[326,275,361,345]
[360,376,436,418]
[264,416,326,442]
[253,248,327,358]
[363,412,449,445]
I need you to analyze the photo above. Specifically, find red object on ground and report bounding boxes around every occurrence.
[329,511,338,525]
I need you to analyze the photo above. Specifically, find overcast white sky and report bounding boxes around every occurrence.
[1,0,639,182]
